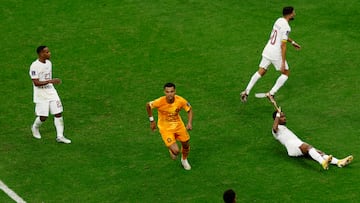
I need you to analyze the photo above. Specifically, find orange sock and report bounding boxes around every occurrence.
[181,146,190,160]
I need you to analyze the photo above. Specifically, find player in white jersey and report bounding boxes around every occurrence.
[240,6,301,103]
[272,110,353,170]
[29,46,71,144]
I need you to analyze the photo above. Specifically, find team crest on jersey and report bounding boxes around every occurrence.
[31,71,36,76]
[167,138,172,143]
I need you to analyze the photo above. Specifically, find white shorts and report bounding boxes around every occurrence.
[259,56,289,71]
[35,100,63,116]
[284,139,304,157]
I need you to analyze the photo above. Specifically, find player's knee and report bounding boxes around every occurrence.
[182,141,190,149]
[282,69,289,76]
[258,68,267,76]
[39,116,48,122]
[183,145,190,151]
[172,148,180,155]
[169,144,180,155]
[300,143,312,154]
[54,113,62,118]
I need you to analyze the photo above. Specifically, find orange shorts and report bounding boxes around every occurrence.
[159,127,190,147]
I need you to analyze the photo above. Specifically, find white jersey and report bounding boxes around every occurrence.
[29,59,60,103]
[272,125,304,156]
[262,17,291,60]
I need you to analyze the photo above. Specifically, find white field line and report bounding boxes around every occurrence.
[0,180,26,203]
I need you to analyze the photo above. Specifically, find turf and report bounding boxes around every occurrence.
[0,0,359,202]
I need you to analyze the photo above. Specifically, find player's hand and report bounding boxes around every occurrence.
[186,123,192,131]
[150,121,157,131]
[52,78,62,84]
[292,42,301,50]
[280,62,286,72]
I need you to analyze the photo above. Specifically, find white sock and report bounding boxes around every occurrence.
[245,72,262,94]
[54,117,64,138]
[33,117,43,128]
[269,74,288,95]
[323,155,339,165]
[308,148,325,164]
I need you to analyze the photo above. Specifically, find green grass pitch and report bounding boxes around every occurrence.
[0,0,359,202]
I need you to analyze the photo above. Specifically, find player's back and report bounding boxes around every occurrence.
[262,17,291,60]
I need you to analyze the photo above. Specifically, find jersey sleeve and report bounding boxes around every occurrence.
[281,30,290,41]
[180,97,191,112]
[149,97,162,109]
[29,63,39,79]
[281,22,291,41]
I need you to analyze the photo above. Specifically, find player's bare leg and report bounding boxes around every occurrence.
[300,144,332,170]
[168,143,180,160]
[181,141,190,160]
[180,140,191,170]
[168,149,177,160]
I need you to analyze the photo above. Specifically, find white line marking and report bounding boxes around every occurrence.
[0,180,26,203]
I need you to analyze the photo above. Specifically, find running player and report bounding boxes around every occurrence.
[240,6,301,103]
[29,46,71,144]
[146,83,193,170]
[272,109,353,170]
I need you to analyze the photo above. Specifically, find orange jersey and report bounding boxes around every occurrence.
[149,95,191,131]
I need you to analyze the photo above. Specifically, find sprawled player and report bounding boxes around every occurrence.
[272,109,353,170]
[29,46,71,144]
[240,6,301,103]
[146,83,193,170]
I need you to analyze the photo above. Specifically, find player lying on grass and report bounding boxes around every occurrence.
[272,109,353,170]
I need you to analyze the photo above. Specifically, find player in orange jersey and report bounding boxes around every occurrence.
[146,83,193,170]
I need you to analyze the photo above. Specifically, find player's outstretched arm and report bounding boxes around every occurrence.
[272,109,282,133]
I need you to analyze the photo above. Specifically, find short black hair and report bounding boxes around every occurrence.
[283,6,294,16]
[36,45,47,54]
[223,189,236,203]
[273,111,278,120]
[164,82,176,89]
